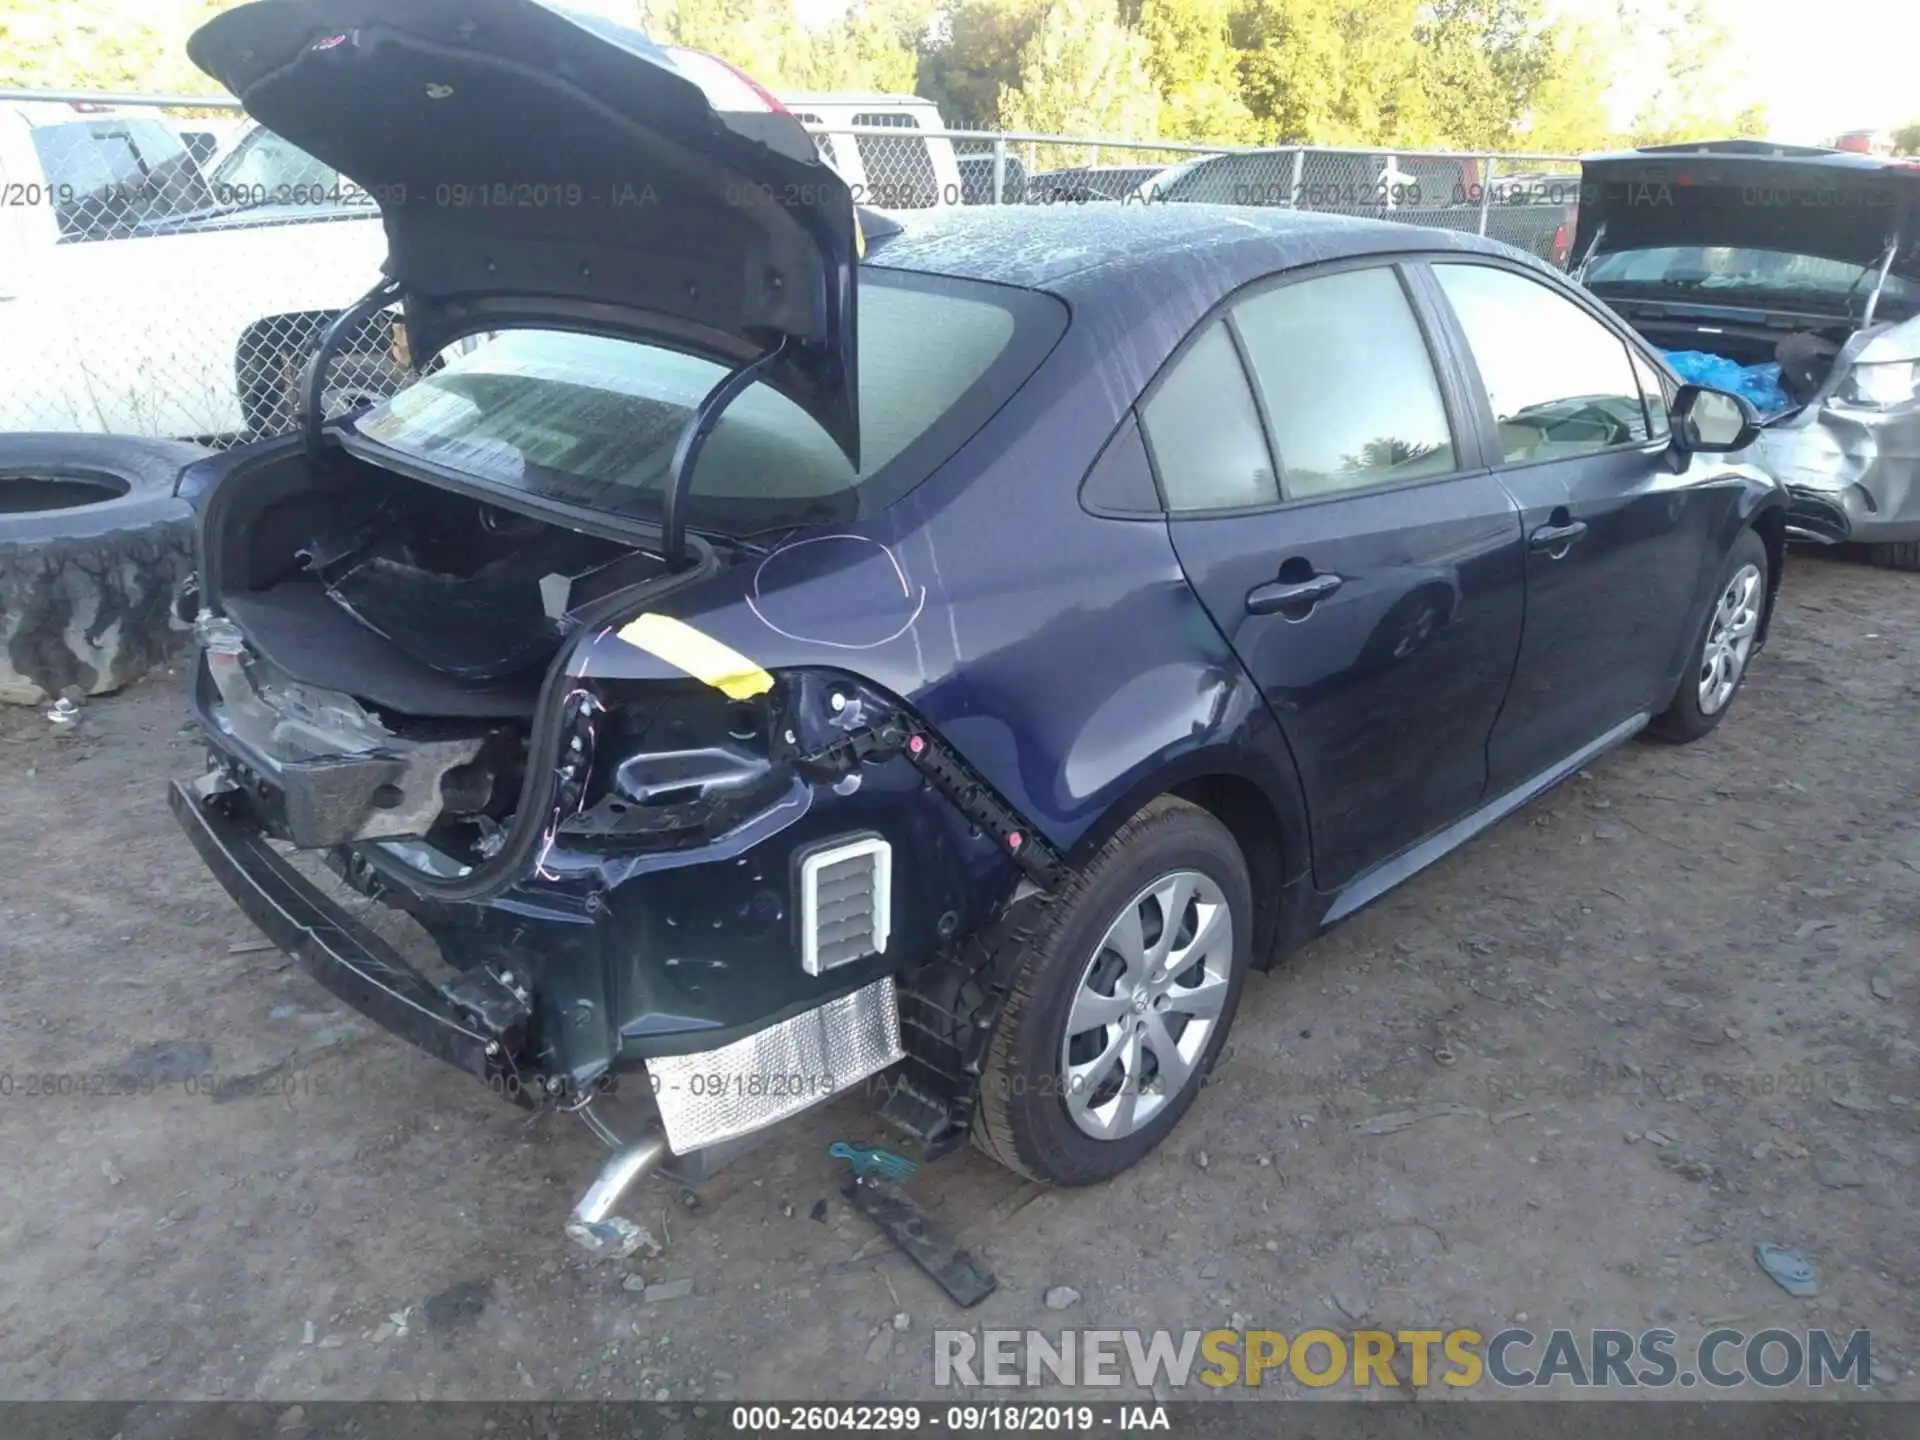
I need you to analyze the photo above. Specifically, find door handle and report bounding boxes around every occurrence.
[1528,519,1588,554]
[1246,572,1343,615]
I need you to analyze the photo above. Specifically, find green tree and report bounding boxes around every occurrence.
[1622,0,1766,144]
[1895,122,1920,156]
[920,0,1054,128]
[2,0,238,93]
[1135,0,1257,142]
[998,0,1161,152]
[636,0,923,94]
[1232,0,1434,147]
[1519,22,1621,154]
[1413,0,1560,151]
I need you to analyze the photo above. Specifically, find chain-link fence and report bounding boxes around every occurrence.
[0,89,1581,448]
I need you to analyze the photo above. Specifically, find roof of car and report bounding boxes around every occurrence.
[865,201,1527,294]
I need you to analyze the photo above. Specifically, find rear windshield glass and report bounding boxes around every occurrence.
[1587,246,1920,310]
[351,270,1066,534]
[31,119,221,240]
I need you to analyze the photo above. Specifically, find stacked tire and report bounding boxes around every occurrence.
[0,435,207,705]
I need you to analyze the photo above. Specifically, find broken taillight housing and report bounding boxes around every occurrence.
[555,670,906,852]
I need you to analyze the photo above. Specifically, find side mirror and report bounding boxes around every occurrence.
[1670,384,1760,454]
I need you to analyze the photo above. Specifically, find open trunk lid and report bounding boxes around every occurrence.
[1577,143,1920,274]
[188,0,863,464]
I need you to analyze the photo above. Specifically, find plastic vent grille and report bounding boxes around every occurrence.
[800,836,892,976]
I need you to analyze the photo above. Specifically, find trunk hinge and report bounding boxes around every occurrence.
[1570,218,1607,282]
[793,715,1070,890]
[661,337,792,574]
[302,277,405,456]
[1859,237,1900,330]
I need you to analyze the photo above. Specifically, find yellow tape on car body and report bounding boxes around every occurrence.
[614,613,774,700]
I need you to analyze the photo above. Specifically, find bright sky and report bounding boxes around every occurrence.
[1574,0,1919,144]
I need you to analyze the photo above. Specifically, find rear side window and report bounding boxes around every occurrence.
[1232,267,1457,500]
[351,270,1066,532]
[853,112,940,209]
[1140,322,1277,511]
[1434,262,1650,462]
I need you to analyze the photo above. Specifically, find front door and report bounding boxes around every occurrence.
[1424,259,1711,792]
[1144,262,1526,891]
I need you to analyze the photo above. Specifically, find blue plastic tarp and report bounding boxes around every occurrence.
[1661,349,1789,415]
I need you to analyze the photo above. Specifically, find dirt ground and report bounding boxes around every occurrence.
[1,549,1915,1405]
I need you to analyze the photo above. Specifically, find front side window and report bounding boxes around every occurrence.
[1434,262,1649,463]
[350,271,1064,533]
[1232,266,1457,500]
[1629,348,1671,441]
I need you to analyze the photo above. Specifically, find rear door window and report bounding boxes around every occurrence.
[1232,266,1458,499]
[1139,322,1278,511]
[1433,262,1650,462]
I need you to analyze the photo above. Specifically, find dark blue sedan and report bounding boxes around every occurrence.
[167,0,1786,1242]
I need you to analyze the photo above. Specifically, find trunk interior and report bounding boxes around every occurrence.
[1601,298,1855,414]
[200,446,687,868]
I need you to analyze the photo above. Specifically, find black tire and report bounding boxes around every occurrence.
[0,434,207,705]
[972,796,1253,1186]
[1650,527,1769,744]
[1865,541,1920,573]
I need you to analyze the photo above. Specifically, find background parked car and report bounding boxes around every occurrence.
[0,100,393,440]
[780,91,962,209]
[957,151,1027,205]
[1576,139,1920,569]
[1137,148,1577,265]
[1027,163,1168,204]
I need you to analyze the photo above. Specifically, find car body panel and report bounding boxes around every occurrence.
[189,0,865,462]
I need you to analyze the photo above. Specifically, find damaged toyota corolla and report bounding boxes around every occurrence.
[167,0,1788,1249]
[1575,141,1920,569]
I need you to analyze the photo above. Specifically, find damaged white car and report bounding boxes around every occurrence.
[1577,140,1920,569]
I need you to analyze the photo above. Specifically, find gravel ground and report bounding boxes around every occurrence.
[1,550,1914,1403]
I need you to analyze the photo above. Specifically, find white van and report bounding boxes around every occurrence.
[778,92,961,209]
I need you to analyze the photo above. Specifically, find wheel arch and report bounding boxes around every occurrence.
[1062,737,1310,970]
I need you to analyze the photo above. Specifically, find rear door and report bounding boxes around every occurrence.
[1147,259,1527,891]
[1421,258,1704,792]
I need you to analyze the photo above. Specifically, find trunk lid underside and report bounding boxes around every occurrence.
[188,0,864,463]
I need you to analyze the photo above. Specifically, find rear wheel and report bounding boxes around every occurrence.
[1651,527,1768,743]
[972,797,1251,1186]
[1865,541,1920,573]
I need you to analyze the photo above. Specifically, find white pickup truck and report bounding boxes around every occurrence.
[0,101,393,440]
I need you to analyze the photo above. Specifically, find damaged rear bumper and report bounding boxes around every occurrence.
[168,775,529,1088]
